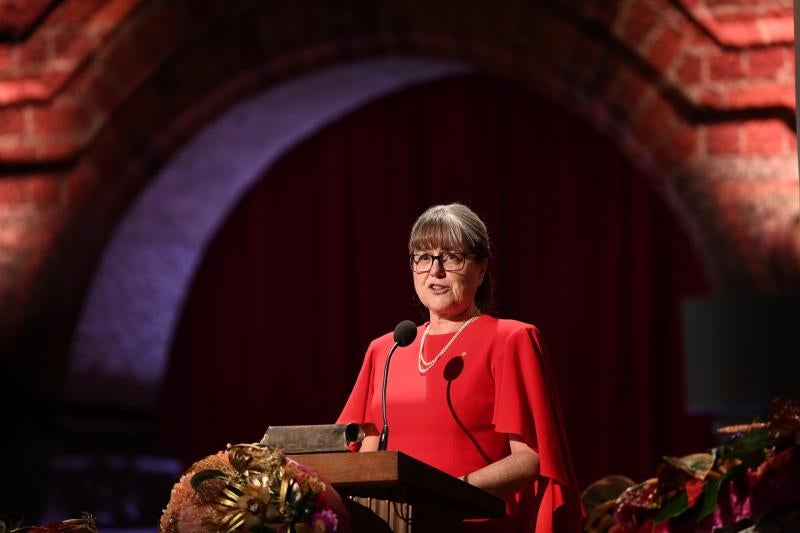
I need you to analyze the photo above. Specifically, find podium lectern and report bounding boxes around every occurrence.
[289,451,505,532]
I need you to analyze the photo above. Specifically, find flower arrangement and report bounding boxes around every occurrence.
[160,444,349,533]
[582,396,800,532]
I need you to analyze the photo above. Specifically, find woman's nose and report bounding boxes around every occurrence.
[429,257,446,277]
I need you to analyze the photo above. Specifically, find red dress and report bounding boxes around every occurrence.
[337,315,583,532]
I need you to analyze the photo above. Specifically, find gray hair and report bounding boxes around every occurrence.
[408,203,492,307]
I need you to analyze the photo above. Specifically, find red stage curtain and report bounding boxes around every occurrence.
[159,75,711,488]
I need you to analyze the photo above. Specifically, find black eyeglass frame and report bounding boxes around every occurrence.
[408,252,480,273]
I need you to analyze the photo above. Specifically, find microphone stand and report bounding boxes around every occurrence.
[378,340,402,451]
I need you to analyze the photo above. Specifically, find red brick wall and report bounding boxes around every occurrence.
[0,0,797,371]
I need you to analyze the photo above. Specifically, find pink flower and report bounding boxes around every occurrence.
[311,508,339,532]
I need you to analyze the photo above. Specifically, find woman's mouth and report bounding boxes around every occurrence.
[429,284,449,294]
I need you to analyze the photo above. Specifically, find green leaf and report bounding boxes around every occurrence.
[190,469,229,489]
[654,492,688,524]
[296,492,317,522]
[716,429,771,460]
[695,459,749,525]
[696,478,721,523]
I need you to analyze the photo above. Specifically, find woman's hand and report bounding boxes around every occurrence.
[358,434,379,452]
[460,434,539,498]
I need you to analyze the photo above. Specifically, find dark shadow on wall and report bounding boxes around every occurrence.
[0,401,178,528]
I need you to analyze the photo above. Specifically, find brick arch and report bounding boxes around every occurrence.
[65,56,473,409]
[0,0,796,392]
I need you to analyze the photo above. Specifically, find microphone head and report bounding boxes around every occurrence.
[393,320,417,347]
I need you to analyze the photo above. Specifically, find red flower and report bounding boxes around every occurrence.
[685,478,705,507]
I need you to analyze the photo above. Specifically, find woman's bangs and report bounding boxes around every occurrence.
[409,218,468,253]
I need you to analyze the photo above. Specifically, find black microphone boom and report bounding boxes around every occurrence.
[378,320,417,451]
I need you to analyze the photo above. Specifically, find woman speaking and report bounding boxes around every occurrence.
[338,204,582,532]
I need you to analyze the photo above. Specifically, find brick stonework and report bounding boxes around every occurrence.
[0,0,797,371]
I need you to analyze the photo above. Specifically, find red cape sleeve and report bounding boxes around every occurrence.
[492,325,584,532]
[336,340,378,428]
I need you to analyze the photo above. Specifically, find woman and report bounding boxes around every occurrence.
[337,204,582,532]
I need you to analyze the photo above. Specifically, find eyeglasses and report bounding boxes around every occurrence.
[409,252,477,273]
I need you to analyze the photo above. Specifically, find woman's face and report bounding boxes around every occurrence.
[411,247,487,321]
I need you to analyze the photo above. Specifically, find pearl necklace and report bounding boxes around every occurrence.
[418,310,481,374]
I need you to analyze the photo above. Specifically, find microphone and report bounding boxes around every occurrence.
[394,320,417,347]
[378,320,417,451]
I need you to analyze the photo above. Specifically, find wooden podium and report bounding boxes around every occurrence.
[289,451,505,532]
